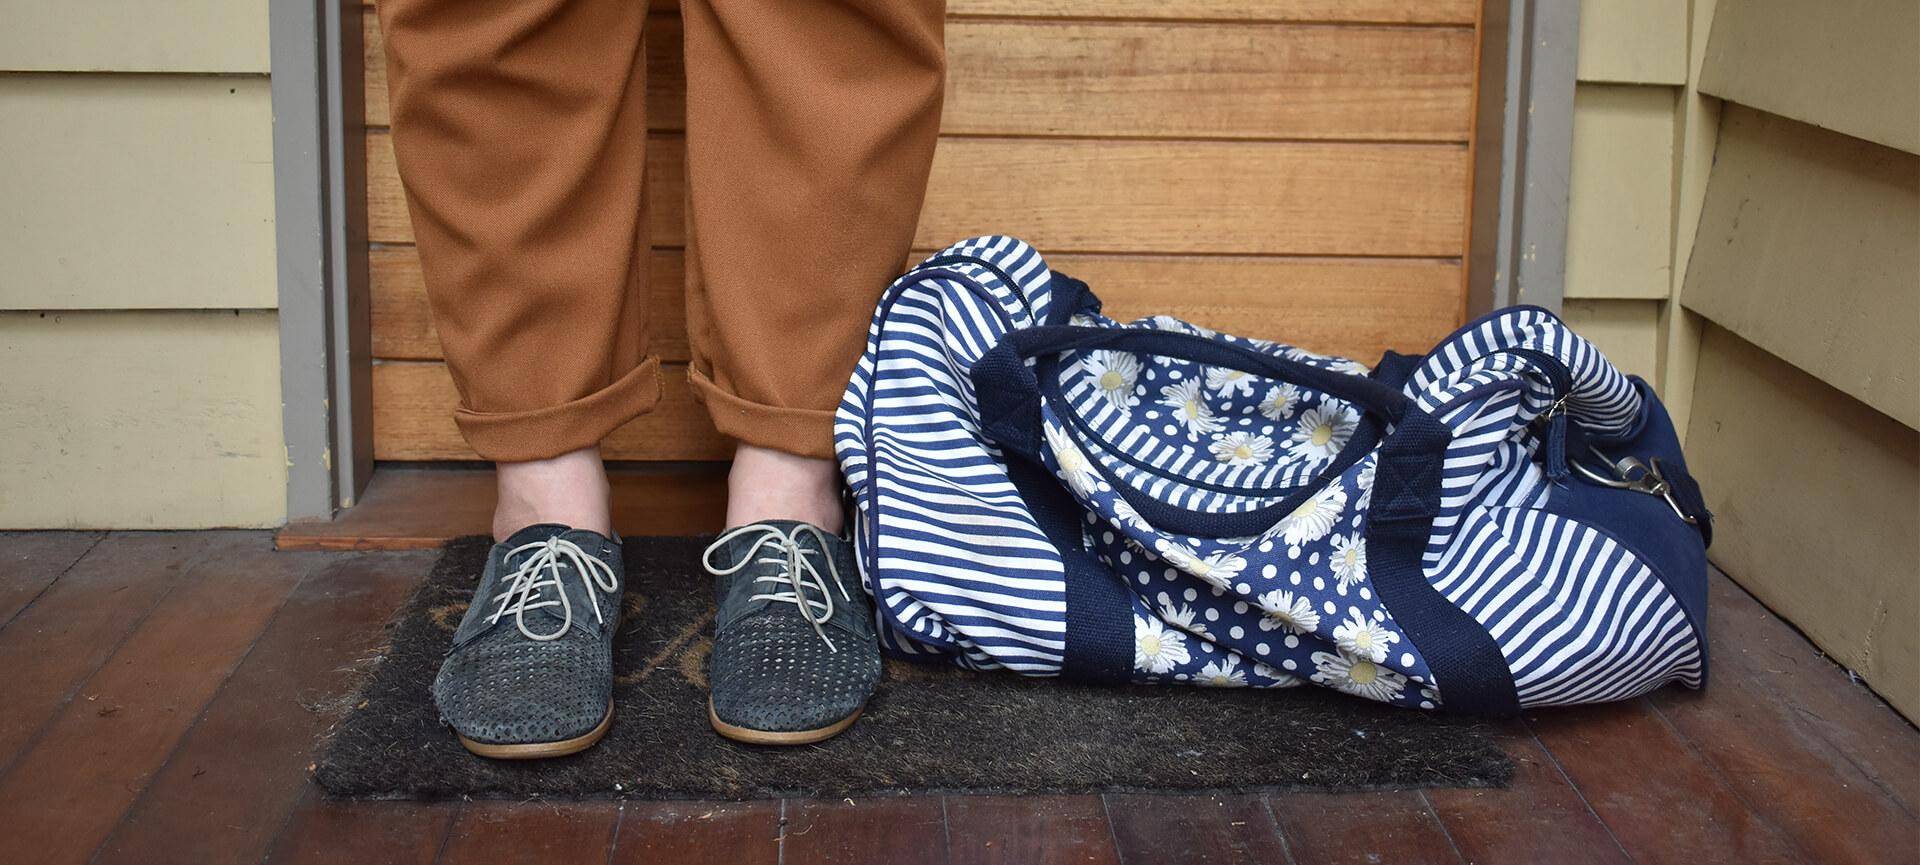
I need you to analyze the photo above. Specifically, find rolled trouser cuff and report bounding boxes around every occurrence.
[454,356,662,462]
[689,367,836,460]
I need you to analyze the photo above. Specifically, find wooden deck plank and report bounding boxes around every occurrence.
[1265,792,1462,865]
[1527,699,1806,865]
[0,531,102,626]
[609,800,782,865]
[944,795,1122,865]
[276,466,728,551]
[89,551,434,865]
[1423,728,1632,865]
[1640,574,1919,864]
[1103,793,1292,865]
[263,791,456,865]
[0,533,316,865]
[0,532,229,768]
[780,798,949,865]
[434,801,622,865]
[1698,570,1919,811]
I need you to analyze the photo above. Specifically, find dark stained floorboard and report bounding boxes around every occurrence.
[944,795,1122,865]
[0,532,317,865]
[263,791,457,865]
[1528,698,1807,865]
[0,532,223,768]
[434,800,622,865]
[0,531,102,626]
[1265,791,1462,865]
[781,797,950,865]
[1104,793,1292,865]
[609,800,783,865]
[90,552,435,865]
[1423,727,1632,865]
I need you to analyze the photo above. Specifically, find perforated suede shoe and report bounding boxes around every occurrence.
[433,524,624,759]
[702,521,880,745]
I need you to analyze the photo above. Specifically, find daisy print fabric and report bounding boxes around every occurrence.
[1034,308,1441,708]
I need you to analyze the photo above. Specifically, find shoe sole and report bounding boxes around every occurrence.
[456,701,614,760]
[708,697,862,746]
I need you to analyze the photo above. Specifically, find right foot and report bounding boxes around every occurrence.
[432,524,624,759]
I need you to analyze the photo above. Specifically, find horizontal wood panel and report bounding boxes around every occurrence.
[372,361,731,461]
[373,244,1461,363]
[366,16,1474,141]
[368,132,1466,256]
[945,0,1478,23]
[359,0,1479,24]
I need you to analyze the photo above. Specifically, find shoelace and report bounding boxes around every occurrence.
[701,523,852,653]
[486,535,621,641]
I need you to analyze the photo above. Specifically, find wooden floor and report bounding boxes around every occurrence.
[6,496,1918,863]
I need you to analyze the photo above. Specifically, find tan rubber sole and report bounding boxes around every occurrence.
[456,702,614,760]
[708,698,862,746]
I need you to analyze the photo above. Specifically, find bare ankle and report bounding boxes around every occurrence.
[493,446,613,541]
[726,444,846,533]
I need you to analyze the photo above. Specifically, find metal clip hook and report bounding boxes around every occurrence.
[1570,446,1699,525]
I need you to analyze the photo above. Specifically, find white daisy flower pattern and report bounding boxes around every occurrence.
[1198,657,1248,687]
[1259,383,1300,421]
[1153,538,1204,574]
[1311,649,1408,702]
[1289,403,1358,461]
[1332,611,1399,663]
[1085,350,1142,410]
[1209,431,1274,466]
[1273,485,1347,545]
[1205,366,1257,397]
[1252,661,1305,688]
[1159,379,1223,438]
[1159,602,1211,638]
[1330,533,1368,590]
[1191,552,1247,588]
[1135,616,1190,674]
[1354,458,1377,509]
[1256,589,1321,634]
[1044,423,1100,499]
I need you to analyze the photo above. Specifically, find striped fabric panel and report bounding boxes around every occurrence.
[1429,506,1704,705]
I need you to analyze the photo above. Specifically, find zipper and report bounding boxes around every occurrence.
[1497,347,1574,479]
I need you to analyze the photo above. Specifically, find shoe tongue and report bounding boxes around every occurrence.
[495,524,621,629]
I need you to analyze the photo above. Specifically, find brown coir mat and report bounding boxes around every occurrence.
[311,536,1510,800]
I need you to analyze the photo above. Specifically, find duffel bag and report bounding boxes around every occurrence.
[833,236,1712,714]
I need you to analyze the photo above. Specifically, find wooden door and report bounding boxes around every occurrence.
[362,0,1488,462]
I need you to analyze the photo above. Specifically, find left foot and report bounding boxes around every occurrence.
[702,521,879,745]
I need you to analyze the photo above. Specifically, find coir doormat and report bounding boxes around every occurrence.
[312,536,1510,800]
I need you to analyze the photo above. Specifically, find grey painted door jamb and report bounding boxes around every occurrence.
[270,0,372,522]
[1478,0,1580,315]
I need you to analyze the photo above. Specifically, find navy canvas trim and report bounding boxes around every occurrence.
[1367,409,1522,717]
[1006,455,1134,683]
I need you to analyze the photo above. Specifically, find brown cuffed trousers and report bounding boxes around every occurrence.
[376,0,945,462]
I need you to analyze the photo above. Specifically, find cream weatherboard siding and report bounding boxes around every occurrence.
[0,10,282,527]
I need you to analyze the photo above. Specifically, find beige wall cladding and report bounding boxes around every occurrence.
[0,311,287,529]
[1562,298,1663,382]
[1699,0,1920,155]
[1566,85,1677,300]
[0,74,276,311]
[1687,325,1919,719]
[0,0,268,73]
[1683,105,1920,429]
[1577,0,1690,84]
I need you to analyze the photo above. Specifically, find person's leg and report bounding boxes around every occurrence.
[379,0,656,542]
[680,0,946,534]
[683,0,946,746]
[378,0,651,758]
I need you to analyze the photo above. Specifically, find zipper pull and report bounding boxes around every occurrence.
[1540,394,1571,481]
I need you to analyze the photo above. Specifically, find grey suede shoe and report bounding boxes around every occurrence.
[702,521,880,745]
[432,524,623,759]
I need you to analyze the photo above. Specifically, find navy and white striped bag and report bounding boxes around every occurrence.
[834,236,1712,714]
